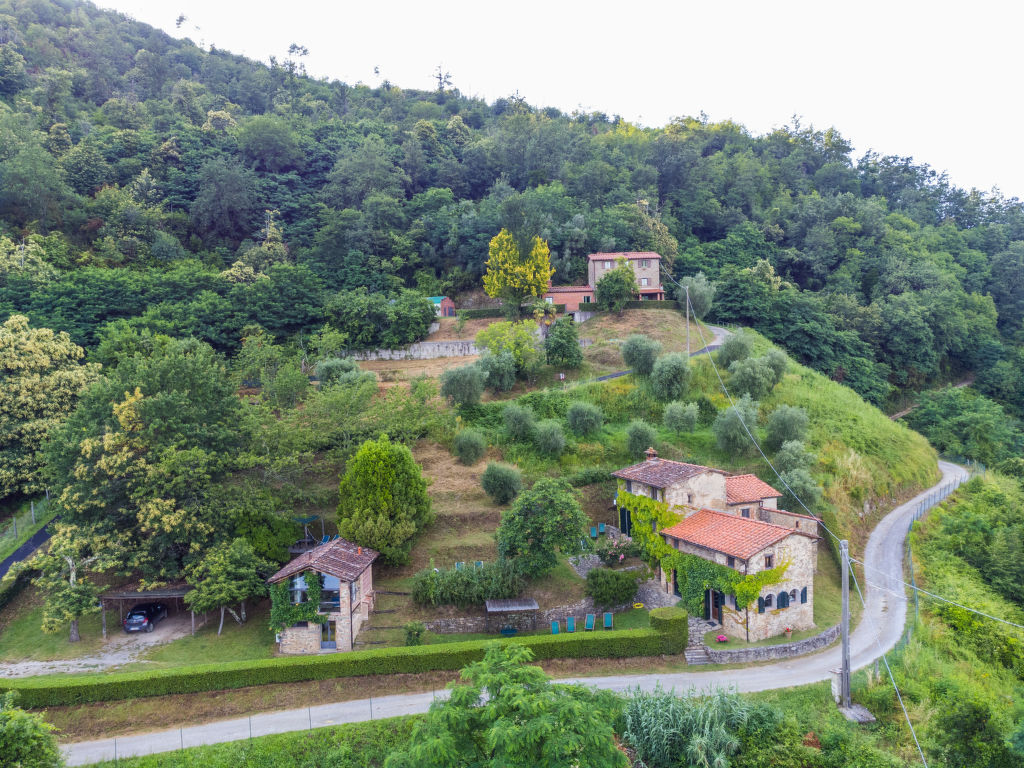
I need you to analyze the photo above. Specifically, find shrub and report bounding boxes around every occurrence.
[475,321,539,373]
[545,316,583,368]
[594,537,640,567]
[404,622,425,646]
[626,419,657,458]
[764,348,788,384]
[496,478,587,576]
[586,568,639,609]
[664,401,699,434]
[566,467,614,486]
[314,357,359,385]
[411,560,525,608]
[692,394,717,425]
[452,429,486,465]
[728,357,776,399]
[676,272,716,319]
[503,403,536,442]
[534,419,566,457]
[778,468,822,511]
[713,394,758,454]
[567,401,603,436]
[717,332,753,368]
[774,440,813,473]
[440,364,485,407]
[764,405,809,452]
[650,353,691,401]
[478,351,516,392]
[481,462,523,504]
[622,335,661,376]
[265,361,309,408]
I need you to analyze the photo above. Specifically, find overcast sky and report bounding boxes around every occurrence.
[95,0,1024,199]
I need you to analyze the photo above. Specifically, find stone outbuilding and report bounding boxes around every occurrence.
[267,537,378,654]
[659,509,818,642]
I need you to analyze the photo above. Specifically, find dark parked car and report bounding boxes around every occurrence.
[122,602,168,633]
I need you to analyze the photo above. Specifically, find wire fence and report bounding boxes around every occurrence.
[898,462,982,648]
[0,496,52,554]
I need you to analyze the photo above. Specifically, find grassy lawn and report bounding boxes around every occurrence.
[0,598,106,662]
[138,601,275,668]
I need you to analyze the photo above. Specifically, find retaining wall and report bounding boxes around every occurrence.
[348,340,480,361]
[704,623,840,663]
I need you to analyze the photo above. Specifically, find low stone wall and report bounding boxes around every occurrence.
[348,340,480,361]
[704,623,840,663]
[424,616,487,634]
[424,596,634,635]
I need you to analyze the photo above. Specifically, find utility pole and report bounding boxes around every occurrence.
[840,539,851,708]
[685,284,690,356]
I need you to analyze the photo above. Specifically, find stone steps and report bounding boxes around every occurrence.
[684,647,711,665]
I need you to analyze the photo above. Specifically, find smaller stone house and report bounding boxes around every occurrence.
[267,537,378,654]
[660,509,818,642]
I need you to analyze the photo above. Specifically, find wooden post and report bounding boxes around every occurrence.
[30,501,35,524]
[191,610,195,636]
[101,604,107,640]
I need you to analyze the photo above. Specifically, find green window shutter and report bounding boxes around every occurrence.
[800,586,807,604]
[757,597,765,613]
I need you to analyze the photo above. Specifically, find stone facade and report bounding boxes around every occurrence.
[276,566,376,655]
[586,254,662,296]
[657,527,818,643]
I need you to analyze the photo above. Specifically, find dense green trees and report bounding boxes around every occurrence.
[495,478,586,576]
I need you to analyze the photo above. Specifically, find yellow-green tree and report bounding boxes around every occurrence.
[482,229,553,318]
[0,315,100,499]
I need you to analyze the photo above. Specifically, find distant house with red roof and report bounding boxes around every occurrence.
[267,537,378,654]
[542,251,665,311]
[611,448,820,641]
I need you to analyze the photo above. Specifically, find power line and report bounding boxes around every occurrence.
[848,556,1024,631]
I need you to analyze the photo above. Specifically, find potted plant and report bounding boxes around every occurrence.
[784,626,792,639]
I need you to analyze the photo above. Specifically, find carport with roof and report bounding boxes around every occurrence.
[99,586,194,639]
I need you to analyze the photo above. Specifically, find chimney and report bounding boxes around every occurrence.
[645,447,658,462]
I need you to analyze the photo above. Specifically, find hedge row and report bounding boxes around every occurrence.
[3,609,688,708]
[459,304,567,319]
[623,300,681,310]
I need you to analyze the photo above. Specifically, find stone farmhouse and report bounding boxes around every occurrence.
[543,251,666,311]
[267,537,378,654]
[612,449,819,642]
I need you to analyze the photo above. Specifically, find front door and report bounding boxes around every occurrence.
[321,620,337,650]
[672,570,681,597]
[705,590,722,623]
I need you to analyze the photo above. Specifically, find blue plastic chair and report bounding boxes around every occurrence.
[590,526,598,539]
[500,626,517,636]
[321,535,330,544]
[551,620,560,635]
[584,613,595,631]
[598,522,606,535]
[455,561,465,571]
[566,616,576,633]
[604,612,613,629]
[475,561,484,568]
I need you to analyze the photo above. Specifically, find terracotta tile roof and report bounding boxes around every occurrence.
[268,538,378,585]
[612,456,719,488]
[587,251,661,261]
[726,474,782,504]
[661,508,811,560]
[544,285,593,293]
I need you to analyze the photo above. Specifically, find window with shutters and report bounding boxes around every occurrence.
[790,589,797,604]
[741,508,750,518]
[583,294,591,303]
[604,260,612,269]
[726,556,735,568]
[640,259,649,268]
[625,480,632,493]
[764,594,773,608]
[641,277,649,287]
[764,554,774,569]
[777,591,789,609]
[800,586,808,604]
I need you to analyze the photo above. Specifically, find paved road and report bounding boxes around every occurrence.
[62,459,966,766]
[0,520,54,579]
